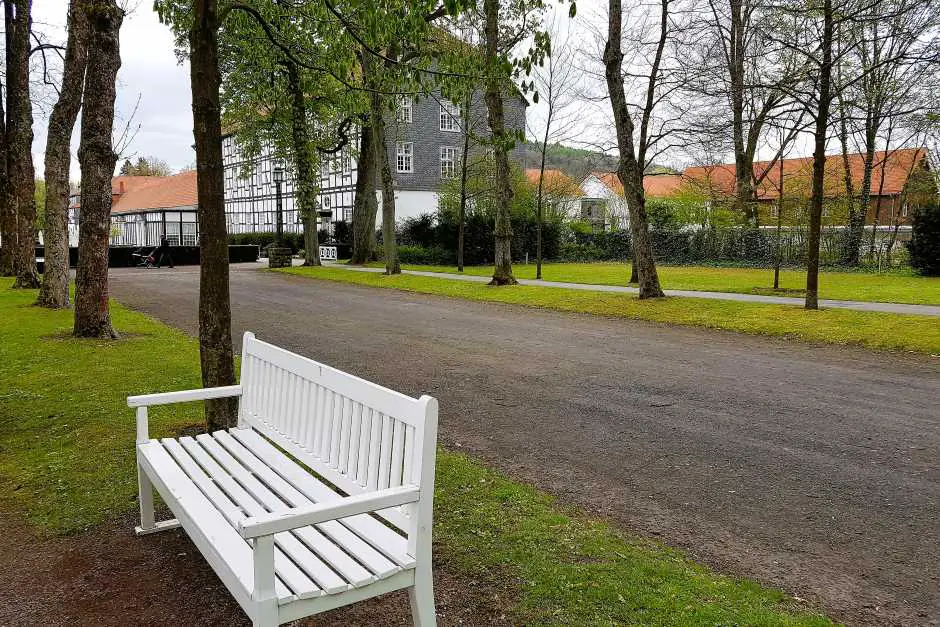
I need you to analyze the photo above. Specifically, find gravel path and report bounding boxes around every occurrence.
[110,265,940,625]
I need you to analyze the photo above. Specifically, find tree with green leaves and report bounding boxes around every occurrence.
[155,0,482,428]
[119,156,173,176]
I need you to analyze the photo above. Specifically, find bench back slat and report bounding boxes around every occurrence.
[237,332,435,533]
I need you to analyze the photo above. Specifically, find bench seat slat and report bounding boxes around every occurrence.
[177,436,325,599]
[188,434,350,596]
[213,430,377,588]
[137,441,295,604]
[231,428,416,570]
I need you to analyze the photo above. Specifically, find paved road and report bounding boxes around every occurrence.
[110,265,940,626]
[333,263,940,316]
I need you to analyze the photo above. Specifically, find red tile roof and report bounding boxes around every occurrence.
[682,148,926,200]
[111,171,198,214]
[68,171,198,214]
[524,168,584,197]
[590,171,684,198]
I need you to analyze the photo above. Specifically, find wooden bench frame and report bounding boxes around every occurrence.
[129,332,438,626]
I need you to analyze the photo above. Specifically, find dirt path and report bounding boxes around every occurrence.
[108,265,940,626]
[0,511,508,626]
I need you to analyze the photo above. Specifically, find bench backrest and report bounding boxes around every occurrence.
[236,332,438,534]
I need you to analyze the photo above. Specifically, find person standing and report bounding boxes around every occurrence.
[156,235,174,268]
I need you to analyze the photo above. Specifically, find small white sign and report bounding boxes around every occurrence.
[319,245,338,261]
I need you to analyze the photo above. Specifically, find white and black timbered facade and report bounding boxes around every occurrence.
[221,88,527,238]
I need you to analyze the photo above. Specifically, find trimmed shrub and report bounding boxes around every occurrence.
[908,202,940,276]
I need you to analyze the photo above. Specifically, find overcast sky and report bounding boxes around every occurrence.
[32,1,195,179]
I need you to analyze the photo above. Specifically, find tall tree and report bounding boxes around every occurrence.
[5,0,40,288]
[703,0,804,226]
[531,18,577,279]
[834,0,938,264]
[349,115,379,264]
[284,59,322,267]
[189,0,237,429]
[482,0,517,285]
[73,0,122,338]
[603,0,668,298]
[37,0,90,309]
[0,23,9,277]
[804,0,835,310]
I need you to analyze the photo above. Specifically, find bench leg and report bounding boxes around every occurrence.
[135,463,180,536]
[408,564,436,627]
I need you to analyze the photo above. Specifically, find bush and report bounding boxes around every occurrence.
[908,202,940,276]
[396,245,455,265]
[395,210,564,266]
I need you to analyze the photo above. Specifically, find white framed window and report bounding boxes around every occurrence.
[440,146,458,179]
[771,204,779,218]
[822,206,830,218]
[342,153,352,174]
[396,142,414,173]
[398,96,413,123]
[440,100,461,132]
[902,203,908,217]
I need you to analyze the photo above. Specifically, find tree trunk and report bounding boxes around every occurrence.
[349,115,378,264]
[536,114,552,281]
[728,0,756,225]
[285,60,320,267]
[73,0,122,338]
[0,25,10,278]
[805,0,834,310]
[366,62,399,275]
[190,0,237,430]
[836,95,860,266]
[457,94,471,273]
[603,0,663,298]
[6,0,39,288]
[482,0,516,286]
[37,0,89,308]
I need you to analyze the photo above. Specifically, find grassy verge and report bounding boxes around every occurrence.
[364,261,940,305]
[281,266,940,355]
[0,281,829,624]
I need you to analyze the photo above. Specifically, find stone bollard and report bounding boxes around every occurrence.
[267,246,293,269]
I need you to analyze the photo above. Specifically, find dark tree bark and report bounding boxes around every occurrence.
[805,0,835,310]
[603,0,664,298]
[6,0,39,288]
[482,0,516,286]
[37,0,89,308]
[0,21,10,278]
[456,94,472,273]
[190,0,237,429]
[73,0,122,338]
[349,119,378,264]
[285,60,321,267]
[366,72,400,275]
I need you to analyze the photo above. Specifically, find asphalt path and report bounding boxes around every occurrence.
[109,264,940,626]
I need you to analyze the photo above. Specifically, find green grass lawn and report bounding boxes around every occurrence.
[0,280,829,624]
[284,266,940,355]
[370,261,940,305]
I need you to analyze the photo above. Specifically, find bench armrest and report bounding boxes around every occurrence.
[127,385,243,408]
[237,485,420,539]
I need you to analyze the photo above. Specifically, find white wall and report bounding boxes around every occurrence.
[376,189,439,225]
[580,175,629,228]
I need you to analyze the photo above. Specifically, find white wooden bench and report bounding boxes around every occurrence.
[128,332,438,626]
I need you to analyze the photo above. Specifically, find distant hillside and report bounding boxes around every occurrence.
[524,141,677,180]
